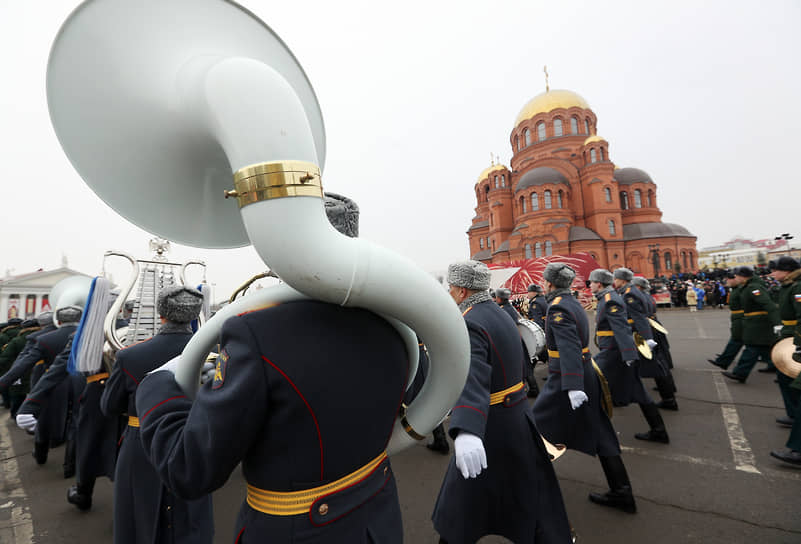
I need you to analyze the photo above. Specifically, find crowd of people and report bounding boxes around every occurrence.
[0,253,799,543]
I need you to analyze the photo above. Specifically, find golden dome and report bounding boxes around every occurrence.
[477,164,508,183]
[583,135,605,145]
[514,89,591,127]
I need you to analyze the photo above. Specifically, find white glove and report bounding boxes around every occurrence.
[646,339,658,349]
[200,361,216,384]
[16,413,37,433]
[625,360,635,367]
[568,390,588,410]
[454,432,487,479]
[148,355,181,377]
[774,325,783,335]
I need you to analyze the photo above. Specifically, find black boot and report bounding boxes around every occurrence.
[63,440,76,479]
[654,375,678,410]
[589,455,637,513]
[33,442,48,465]
[635,403,670,443]
[67,479,94,511]
[526,373,540,398]
[426,424,449,455]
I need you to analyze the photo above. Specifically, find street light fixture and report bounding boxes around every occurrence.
[648,243,660,277]
[775,233,794,251]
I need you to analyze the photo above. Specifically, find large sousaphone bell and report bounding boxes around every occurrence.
[47,0,470,455]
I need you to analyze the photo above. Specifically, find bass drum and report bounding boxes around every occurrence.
[518,319,546,359]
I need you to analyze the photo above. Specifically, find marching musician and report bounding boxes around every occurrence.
[494,288,521,323]
[432,260,571,543]
[134,196,410,543]
[0,316,44,418]
[100,285,213,543]
[632,276,679,411]
[6,306,82,465]
[525,283,548,331]
[768,257,801,466]
[592,269,670,444]
[532,263,637,514]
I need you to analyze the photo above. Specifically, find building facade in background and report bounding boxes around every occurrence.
[0,267,92,320]
[467,88,697,277]
[698,237,801,269]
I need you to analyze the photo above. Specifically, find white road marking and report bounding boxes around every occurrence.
[0,412,34,544]
[713,373,761,474]
[692,315,709,339]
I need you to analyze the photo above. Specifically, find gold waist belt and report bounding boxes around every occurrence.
[546,347,591,358]
[744,311,768,317]
[596,331,615,337]
[34,359,44,366]
[128,416,140,427]
[247,451,387,516]
[627,319,634,324]
[86,372,109,384]
[783,320,798,326]
[489,381,525,405]
[731,310,744,314]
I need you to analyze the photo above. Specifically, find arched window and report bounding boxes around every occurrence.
[535,242,542,258]
[590,149,597,163]
[604,187,612,202]
[600,147,605,161]
[584,119,590,134]
[545,241,553,255]
[554,118,563,136]
[634,189,642,208]
[520,196,527,213]
[524,244,532,259]
[501,175,505,187]
[494,175,499,189]
[608,219,616,235]
[557,190,564,209]
[647,190,654,207]
[537,122,546,141]
[487,236,491,248]
[531,192,539,211]
[479,238,484,249]
[514,135,519,151]
[524,129,531,147]
[492,239,495,251]
[490,214,493,226]
[620,191,628,210]
[682,251,688,270]
[664,252,672,271]
[544,190,552,209]
[570,117,579,134]
[484,185,489,202]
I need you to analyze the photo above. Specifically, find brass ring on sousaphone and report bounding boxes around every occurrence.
[772,337,801,379]
[46,0,470,456]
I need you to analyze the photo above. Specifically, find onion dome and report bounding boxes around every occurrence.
[614,167,653,185]
[476,163,508,183]
[515,167,569,192]
[514,89,591,127]
[583,135,605,145]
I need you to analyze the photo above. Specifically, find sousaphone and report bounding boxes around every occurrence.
[47,0,470,455]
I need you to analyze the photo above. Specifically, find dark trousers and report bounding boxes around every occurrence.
[731,345,772,380]
[787,389,801,452]
[777,373,801,420]
[715,338,743,369]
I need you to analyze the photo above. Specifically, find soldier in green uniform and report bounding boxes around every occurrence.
[708,272,745,369]
[0,318,42,417]
[721,266,779,383]
[767,257,801,466]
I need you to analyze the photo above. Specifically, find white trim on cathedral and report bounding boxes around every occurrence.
[0,267,93,320]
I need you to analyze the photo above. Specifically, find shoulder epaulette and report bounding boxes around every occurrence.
[625,287,631,294]
[604,293,611,302]
[553,296,562,305]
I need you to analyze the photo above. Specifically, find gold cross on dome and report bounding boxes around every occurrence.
[544,65,550,92]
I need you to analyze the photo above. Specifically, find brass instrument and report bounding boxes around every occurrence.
[772,337,801,379]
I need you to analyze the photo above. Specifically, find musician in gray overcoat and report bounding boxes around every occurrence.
[532,264,637,513]
[594,269,669,444]
[100,286,213,544]
[432,260,571,543]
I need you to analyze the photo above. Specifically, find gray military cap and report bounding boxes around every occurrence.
[157,285,203,323]
[324,192,359,238]
[447,260,491,291]
[589,268,614,286]
[56,306,82,324]
[613,267,634,282]
[496,288,511,300]
[543,263,576,289]
[632,276,650,289]
[37,312,53,326]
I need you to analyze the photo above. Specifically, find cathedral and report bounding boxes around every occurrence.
[467,88,697,278]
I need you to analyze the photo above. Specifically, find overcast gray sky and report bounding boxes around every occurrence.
[1,0,799,300]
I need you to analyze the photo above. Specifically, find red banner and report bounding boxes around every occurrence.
[488,252,602,309]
